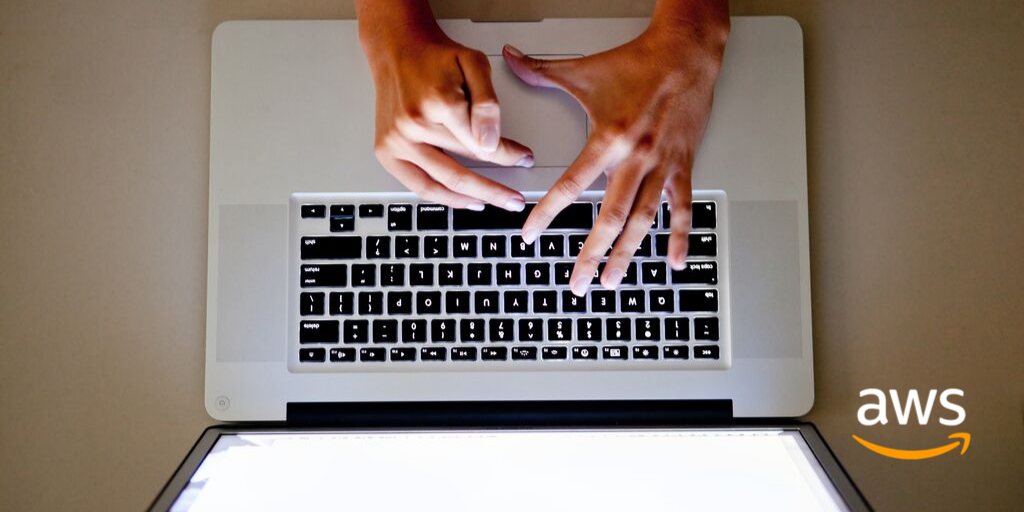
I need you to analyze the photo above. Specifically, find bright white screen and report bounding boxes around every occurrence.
[171,429,848,512]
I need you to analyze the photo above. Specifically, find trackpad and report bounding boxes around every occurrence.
[463,55,588,169]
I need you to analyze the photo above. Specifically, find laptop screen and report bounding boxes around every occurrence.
[170,428,849,511]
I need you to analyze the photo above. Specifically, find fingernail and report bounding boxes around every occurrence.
[504,197,526,212]
[671,257,685,271]
[467,203,486,212]
[515,153,535,168]
[522,228,540,245]
[479,125,499,153]
[603,268,624,289]
[570,276,589,297]
[504,45,524,58]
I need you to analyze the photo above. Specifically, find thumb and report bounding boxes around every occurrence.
[502,44,579,92]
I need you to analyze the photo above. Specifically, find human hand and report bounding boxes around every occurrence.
[504,2,729,295]
[358,1,534,211]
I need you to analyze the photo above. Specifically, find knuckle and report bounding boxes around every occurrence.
[556,174,587,200]
[602,204,632,228]
[577,253,603,269]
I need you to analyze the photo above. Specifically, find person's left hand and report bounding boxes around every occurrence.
[504,15,729,296]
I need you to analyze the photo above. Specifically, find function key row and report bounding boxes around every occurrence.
[299,233,717,260]
[301,201,716,232]
[299,344,720,363]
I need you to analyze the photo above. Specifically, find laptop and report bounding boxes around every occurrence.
[149,17,869,510]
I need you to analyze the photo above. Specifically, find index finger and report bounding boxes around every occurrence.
[521,133,619,243]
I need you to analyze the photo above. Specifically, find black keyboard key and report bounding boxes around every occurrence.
[591,291,616,313]
[518,318,543,342]
[402,319,427,342]
[636,235,653,257]
[438,263,463,286]
[330,205,355,217]
[299,348,326,362]
[373,319,398,342]
[622,262,638,285]
[694,345,720,359]
[300,292,325,316]
[672,262,718,285]
[395,236,419,259]
[421,346,447,361]
[489,318,514,342]
[481,235,506,258]
[548,318,572,342]
[460,319,485,342]
[390,347,416,361]
[664,345,689,359]
[635,318,661,341]
[482,346,508,361]
[525,263,550,285]
[359,204,384,218]
[666,317,690,341]
[387,204,412,231]
[431,319,456,342]
[351,264,376,287]
[606,318,631,341]
[452,347,477,361]
[655,233,669,257]
[533,291,557,313]
[562,291,586,313]
[650,289,674,312]
[549,203,595,229]
[641,261,667,285]
[300,320,339,344]
[329,292,354,315]
[510,236,535,257]
[301,236,361,260]
[300,264,347,287]
[572,346,598,360]
[633,345,659,360]
[692,202,716,229]
[410,264,433,286]
[387,291,412,315]
[446,291,471,314]
[360,347,386,362]
[577,318,602,341]
[688,234,717,257]
[568,235,587,257]
[511,346,538,360]
[496,263,521,285]
[680,289,718,312]
[416,204,449,230]
[620,290,646,313]
[660,203,671,229]
[453,236,477,258]
[344,320,369,343]
[694,317,719,340]
[554,263,573,285]
[467,263,492,285]
[424,236,448,258]
[504,291,528,313]
[330,217,354,232]
[329,347,357,362]
[301,204,326,218]
[539,235,564,257]
[475,291,500,314]
[366,236,391,259]
[542,346,568,360]
[417,292,442,315]
[381,264,404,287]
[603,346,628,360]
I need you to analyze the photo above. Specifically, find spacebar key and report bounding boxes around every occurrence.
[301,236,362,260]
[453,203,593,230]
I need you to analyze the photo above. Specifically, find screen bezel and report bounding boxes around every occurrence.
[148,423,870,512]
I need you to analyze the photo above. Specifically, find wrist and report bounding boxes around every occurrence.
[647,0,731,53]
[356,0,446,55]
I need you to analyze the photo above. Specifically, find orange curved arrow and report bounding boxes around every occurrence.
[852,433,970,460]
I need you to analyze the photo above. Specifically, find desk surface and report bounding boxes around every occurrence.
[1,1,1021,511]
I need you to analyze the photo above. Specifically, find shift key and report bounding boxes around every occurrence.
[301,236,362,260]
[453,203,593,230]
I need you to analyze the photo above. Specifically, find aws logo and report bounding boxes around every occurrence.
[853,389,969,460]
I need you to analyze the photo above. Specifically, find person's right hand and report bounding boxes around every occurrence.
[358,8,534,212]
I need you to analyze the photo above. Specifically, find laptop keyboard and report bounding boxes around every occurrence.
[288,191,730,371]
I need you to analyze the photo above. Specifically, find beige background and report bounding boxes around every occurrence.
[1,0,1022,511]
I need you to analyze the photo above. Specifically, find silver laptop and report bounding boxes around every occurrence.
[204,17,814,421]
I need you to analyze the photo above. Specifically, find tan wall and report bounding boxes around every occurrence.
[1,1,1021,510]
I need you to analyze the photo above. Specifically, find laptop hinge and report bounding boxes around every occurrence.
[286,400,733,427]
